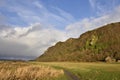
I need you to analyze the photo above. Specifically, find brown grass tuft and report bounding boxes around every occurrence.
[0,61,64,80]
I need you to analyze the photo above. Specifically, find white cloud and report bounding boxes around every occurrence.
[66,6,120,38]
[0,23,67,60]
[89,0,96,8]
[53,7,75,23]
[89,0,120,15]
[1,0,75,28]
[34,1,44,9]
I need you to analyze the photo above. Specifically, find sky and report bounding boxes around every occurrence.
[0,0,120,60]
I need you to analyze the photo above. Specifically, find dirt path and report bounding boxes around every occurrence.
[64,69,80,80]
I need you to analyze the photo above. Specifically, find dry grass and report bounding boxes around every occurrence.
[0,61,64,80]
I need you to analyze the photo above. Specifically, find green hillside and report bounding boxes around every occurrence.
[36,22,120,62]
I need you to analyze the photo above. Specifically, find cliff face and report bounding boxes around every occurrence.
[36,22,120,62]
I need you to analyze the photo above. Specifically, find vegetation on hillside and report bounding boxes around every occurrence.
[37,22,120,62]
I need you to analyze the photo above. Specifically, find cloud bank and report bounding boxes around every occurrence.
[0,24,67,60]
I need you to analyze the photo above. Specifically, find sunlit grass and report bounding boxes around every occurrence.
[33,62,120,80]
[0,61,64,80]
[0,61,120,80]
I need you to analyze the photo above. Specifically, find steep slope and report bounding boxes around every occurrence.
[36,22,120,62]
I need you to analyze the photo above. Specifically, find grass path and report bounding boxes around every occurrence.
[64,69,80,80]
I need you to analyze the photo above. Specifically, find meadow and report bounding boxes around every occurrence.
[0,61,120,80]
[32,62,120,80]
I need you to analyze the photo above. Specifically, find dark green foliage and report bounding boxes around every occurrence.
[36,22,120,62]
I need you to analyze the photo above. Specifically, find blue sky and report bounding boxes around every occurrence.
[40,0,93,18]
[0,0,120,60]
[1,0,119,29]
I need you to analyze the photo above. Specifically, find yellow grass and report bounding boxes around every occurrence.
[1,61,120,80]
[36,62,120,80]
[0,61,64,80]
[38,62,120,71]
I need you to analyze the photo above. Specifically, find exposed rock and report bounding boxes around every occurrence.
[105,56,116,63]
[117,60,120,62]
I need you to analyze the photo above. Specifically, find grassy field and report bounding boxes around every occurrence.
[0,61,120,80]
[32,62,120,80]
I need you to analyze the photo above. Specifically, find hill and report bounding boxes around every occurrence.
[36,22,120,62]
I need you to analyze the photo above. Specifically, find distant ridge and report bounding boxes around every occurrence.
[36,22,120,62]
